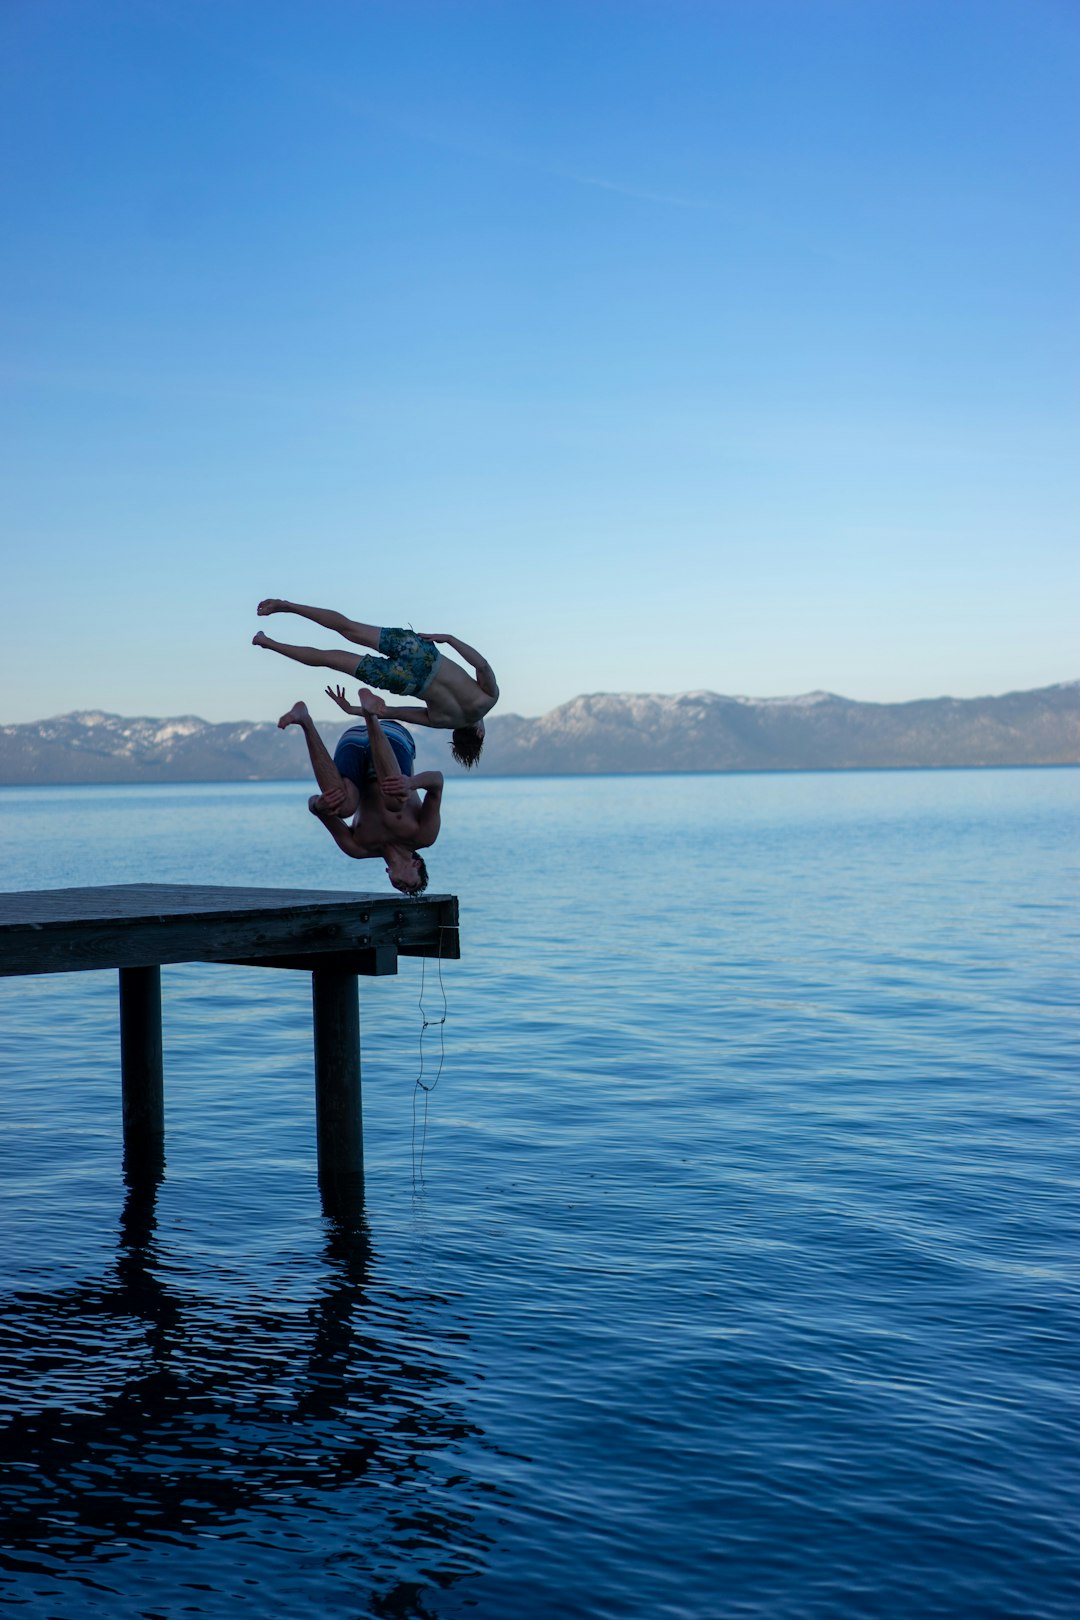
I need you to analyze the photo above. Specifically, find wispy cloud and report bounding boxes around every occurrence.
[136,0,717,215]
[555,171,715,211]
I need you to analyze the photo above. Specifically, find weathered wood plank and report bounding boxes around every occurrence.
[0,883,391,925]
[0,885,459,976]
[223,946,399,975]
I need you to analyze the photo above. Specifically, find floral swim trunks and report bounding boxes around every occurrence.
[354,627,442,697]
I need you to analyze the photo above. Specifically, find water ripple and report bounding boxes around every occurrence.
[1,770,1078,1616]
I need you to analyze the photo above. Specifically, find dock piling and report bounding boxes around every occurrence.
[312,966,364,1193]
[119,964,165,1152]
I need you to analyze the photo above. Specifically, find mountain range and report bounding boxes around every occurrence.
[2,682,1078,785]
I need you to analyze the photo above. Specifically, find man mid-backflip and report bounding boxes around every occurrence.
[253,598,498,767]
[277,698,442,895]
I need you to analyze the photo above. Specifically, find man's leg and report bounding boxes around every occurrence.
[253,632,365,675]
[257,599,382,650]
[278,701,360,816]
[364,713,413,787]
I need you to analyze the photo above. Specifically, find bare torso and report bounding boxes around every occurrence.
[352,778,428,849]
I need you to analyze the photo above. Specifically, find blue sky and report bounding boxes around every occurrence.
[2,0,1077,724]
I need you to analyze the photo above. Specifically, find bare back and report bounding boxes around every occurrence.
[421,657,498,728]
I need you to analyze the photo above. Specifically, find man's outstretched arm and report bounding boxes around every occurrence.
[412,774,444,847]
[419,633,499,700]
[371,705,436,726]
[325,684,434,727]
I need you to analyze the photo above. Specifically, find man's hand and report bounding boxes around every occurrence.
[417,633,451,644]
[309,785,347,816]
[379,774,410,802]
[325,684,361,715]
[358,687,387,715]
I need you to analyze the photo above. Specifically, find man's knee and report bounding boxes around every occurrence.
[330,779,361,816]
[310,780,359,817]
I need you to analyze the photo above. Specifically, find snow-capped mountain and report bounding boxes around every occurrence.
[1,682,1078,784]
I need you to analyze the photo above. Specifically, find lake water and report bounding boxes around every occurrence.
[1,769,1078,1619]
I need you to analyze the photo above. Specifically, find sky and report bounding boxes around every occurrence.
[2,0,1077,724]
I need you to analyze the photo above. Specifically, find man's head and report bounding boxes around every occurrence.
[450,721,485,769]
[384,844,430,896]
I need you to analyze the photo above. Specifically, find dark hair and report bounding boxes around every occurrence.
[400,854,429,896]
[450,726,484,768]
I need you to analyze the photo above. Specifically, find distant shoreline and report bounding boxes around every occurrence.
[3,761,1079,792]
[3,682,1078,784]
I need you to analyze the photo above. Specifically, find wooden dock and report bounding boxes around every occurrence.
[0,883,459,1205]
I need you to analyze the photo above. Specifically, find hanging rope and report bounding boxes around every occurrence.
[411,922,453,1181]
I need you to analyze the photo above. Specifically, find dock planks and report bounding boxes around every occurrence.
[0,882,459,976]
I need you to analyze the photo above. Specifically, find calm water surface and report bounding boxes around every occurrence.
[1,770,1078,1618]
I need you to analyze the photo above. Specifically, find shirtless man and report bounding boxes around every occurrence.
[253,598,498,767]
[278,698,443,895]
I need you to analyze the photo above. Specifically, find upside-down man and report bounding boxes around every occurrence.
[277,697,442,895]
[253,598,497,767]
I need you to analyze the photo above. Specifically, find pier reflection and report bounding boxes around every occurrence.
[0,1162,492,1615]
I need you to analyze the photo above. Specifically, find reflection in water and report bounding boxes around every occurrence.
[0,1161,493,1616]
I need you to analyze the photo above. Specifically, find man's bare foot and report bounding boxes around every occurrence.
[278,700,309,730]
[358,687,387,715]
[252,630,273,649]
[257,598,287,616]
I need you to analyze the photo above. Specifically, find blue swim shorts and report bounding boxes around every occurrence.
[354,627,442,698]
[332,720,416,789]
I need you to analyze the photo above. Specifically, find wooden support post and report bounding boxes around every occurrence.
[119,965,164,1155]
[312,966,363,1201]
